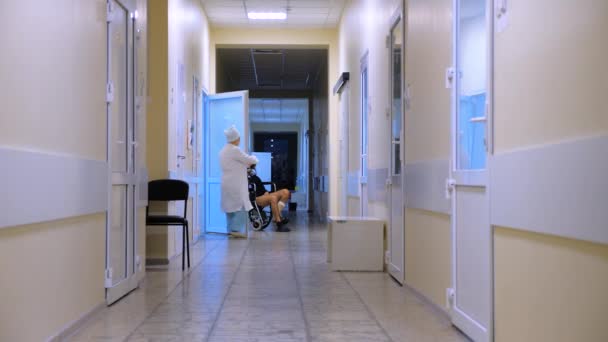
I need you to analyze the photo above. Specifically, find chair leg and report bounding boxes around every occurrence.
[181,225,185,271]
[185,222,191,268]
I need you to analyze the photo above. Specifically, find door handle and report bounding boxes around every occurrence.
[469,116,487,123]
[177,155,186,160]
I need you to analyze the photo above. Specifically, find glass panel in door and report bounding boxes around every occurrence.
[457,0,487,170]
[110,4,128,174]
[388,15,405,284]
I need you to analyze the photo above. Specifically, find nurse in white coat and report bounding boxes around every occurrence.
[219,125,258,238]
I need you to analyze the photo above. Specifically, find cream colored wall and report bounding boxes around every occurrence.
[404,0,452,163]
[0,1,106,159]
[0,1,147,340]
[0,215,106,342]
[210,28,340,215]
[168,0,211,174]
[404,209,451,310]
[337,0,400,219]
[494,0,608,152]
[495,227,608,342]
[493,1,608,340]
[147,0,169,181]
[166,0,210,258]
[400,0,453,311]
[146,0,170,260]
[146,0,210,260]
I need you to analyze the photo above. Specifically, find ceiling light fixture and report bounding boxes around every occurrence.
[248,12,287,20]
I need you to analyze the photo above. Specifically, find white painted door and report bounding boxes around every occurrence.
[173,62,187,256]
[191,77,201,241]
[199,90,208,238]
[449,0,493,340]
[106,0,139,305]
[203,91,249,234]
[360,52,370,216]
[387,11,405,284]
[339,84,349,216]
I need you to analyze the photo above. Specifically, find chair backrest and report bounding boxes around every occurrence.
[148,179,189,202]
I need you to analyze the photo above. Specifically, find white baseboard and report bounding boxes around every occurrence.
[490,135,608,244]
[45,302,105,342]
[0,147,108,229]
[403,282,451,322]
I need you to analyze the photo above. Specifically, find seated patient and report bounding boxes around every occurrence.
[247,164,291,232]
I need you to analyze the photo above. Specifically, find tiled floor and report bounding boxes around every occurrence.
[67,215,468,342]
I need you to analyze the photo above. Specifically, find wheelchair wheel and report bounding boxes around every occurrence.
[248,209,264,231]
[260,209,273,229]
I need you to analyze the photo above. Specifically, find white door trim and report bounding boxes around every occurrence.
[448,0,494,340]
[387,5,406,284]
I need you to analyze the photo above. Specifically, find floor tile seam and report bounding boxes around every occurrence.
[340,272,395,342]
[204,239,252,341]
[122,240,224,341]
[68,242,221,341]
[287,234,313,342]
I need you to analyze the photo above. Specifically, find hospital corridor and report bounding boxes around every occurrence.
[1,0,607,341]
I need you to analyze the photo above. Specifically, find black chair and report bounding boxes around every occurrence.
[146,179,190,270]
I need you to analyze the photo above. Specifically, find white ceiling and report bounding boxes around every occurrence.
[249,98,308,123]
[200,0,347,29]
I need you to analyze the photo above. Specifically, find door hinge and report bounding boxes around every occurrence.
[445,178,456,199]
[496,0,508,19]
[104,268,113,288]
[446,287,455,310]
[106,81,114,103]
[136,255,142,272]
[106,0,114,23]
[385,178,392,187]
[445,67,455,88]
[404,83,412,110]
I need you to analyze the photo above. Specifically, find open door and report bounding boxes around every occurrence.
[448,0,493,340]
[387,8,405,284]
[105,0,139,305]
[202,90,249,234]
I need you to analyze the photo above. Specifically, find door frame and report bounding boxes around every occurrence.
[202,90,250,234]
[359,50,370,216]
[105,0,140,305]
[339,84,350,216]
[387,5,406,284]
[448,0,495,340]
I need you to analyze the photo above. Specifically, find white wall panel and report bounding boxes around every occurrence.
[404,159,451,214]
[367,167,388,203]
[490,135,608,244]
[0,147,108,229]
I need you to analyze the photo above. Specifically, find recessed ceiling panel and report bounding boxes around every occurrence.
[201,0,346,28]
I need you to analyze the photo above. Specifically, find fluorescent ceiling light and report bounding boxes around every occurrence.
[248,12,287,20]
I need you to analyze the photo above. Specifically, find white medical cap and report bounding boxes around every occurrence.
[224,125,240,142]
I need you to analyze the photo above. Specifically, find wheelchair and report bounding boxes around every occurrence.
[247,179,276,231]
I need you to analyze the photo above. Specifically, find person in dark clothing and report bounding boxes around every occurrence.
[247,165,290,232]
